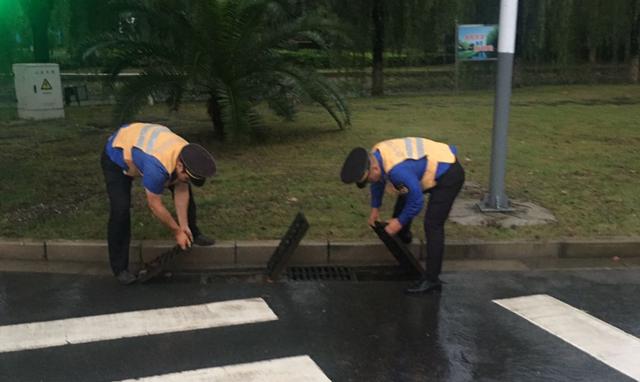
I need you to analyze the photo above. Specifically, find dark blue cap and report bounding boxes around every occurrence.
[179,143,216,187]
[340,147,370,188]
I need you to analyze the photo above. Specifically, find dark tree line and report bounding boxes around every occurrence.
[5,0,640,88]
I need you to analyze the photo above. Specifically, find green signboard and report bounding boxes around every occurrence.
[457,24,498,61]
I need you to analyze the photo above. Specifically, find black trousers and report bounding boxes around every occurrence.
[392,161,465,281]
[101,151,201,275]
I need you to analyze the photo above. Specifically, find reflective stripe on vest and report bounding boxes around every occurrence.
[372,137,456,191]
[111,123,188,177]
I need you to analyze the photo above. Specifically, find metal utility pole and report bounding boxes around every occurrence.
[480,0,519,212]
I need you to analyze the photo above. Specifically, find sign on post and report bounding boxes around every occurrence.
[456,24,498,61]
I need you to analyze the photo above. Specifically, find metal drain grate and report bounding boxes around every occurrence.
[265,212,309,281]
[286,266,356,281]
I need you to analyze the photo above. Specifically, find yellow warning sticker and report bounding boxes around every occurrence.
[41,79,52,90]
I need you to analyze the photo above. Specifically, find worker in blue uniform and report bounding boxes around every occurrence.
[341,137,465,294]
[101,123,217,285]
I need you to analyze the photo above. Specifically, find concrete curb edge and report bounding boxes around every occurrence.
[0,238,639,270]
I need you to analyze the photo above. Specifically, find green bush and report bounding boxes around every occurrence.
[279,49,333,69]
[279,49,434,69]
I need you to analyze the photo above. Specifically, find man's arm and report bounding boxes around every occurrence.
[145,189,191,249]
[370,180,385,208]
[385,170,424,236]
[172,182,193,240]
[369,181,385,226]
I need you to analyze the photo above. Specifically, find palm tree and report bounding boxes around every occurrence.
[85,0,350,140]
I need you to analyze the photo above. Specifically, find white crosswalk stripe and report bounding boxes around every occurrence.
[0,298,277,353]
[494,294,640,381]
[0,296,333,380]
[116,355,331,382]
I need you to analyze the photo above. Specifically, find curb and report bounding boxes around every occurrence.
[0,238,639,271]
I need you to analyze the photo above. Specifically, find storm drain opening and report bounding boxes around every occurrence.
[144,266,418,284]
[286,266,357,281]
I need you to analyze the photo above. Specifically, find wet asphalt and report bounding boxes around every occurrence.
[0,268,639,382]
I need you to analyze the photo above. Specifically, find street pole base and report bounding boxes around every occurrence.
[477,196,514,213]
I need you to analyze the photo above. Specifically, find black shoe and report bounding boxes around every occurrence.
[116,270,137,285]
[193,233,215,246]
[405,279,442,295]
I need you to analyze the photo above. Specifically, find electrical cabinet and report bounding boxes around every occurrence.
[13,63,65,120]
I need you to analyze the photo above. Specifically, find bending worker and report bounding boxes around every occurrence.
[101,122,217,285]
[340,137,464,294]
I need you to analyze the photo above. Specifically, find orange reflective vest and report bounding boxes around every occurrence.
[372,137,456,190]
[110,123,187,177]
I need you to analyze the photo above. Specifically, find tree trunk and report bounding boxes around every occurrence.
[588,49,597,64]
[0,21,13,73]
[20,0,54,63]
[32,20,50,62]
[630,0,640,83]
[371,0,385,96]
[631,57,640,83]
[68,0,87,60]
[536,0,547,64]
[207,95,226,141]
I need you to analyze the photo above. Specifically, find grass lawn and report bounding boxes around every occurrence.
[1,84,639,242]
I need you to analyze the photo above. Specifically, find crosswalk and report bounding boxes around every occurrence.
[2,291,639,381]
[117,356,330,382]
[494,294,640,381]
[0,297,332,381]
[0,298,277,353]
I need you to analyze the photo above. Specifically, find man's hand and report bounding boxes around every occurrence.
[181,225,194,243]
[368,208,380,227]
[174,228,192,250]
[384,218,403,236]
[146,189,191,249]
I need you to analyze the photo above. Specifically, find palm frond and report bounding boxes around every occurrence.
[274,66,351,129]
[216,81,260,140]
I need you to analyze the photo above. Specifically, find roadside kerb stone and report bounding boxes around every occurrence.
[235,240,279,267]
[328,241,421,265]
[45,240,142,269]
[235,240,329,267]
[445,240,560,260]
[45,240,111,263]
[213,241,331,267]
[559,238,640,258]
[140,241,235,270]
[290,241,329,265]
[0,240,45,261]
[2,237,640,272]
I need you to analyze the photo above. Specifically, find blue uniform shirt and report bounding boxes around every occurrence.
[370,146,457,226]
[105,130,171,195]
